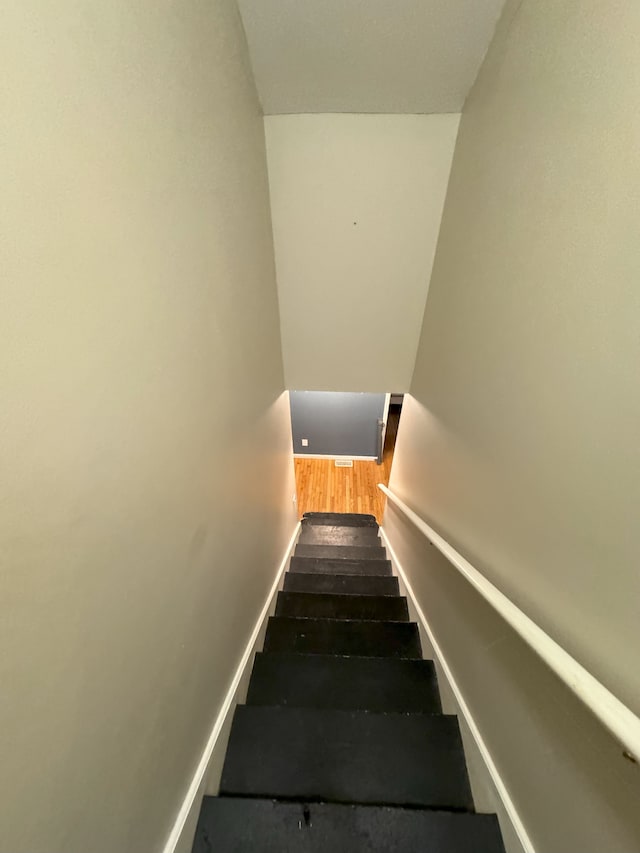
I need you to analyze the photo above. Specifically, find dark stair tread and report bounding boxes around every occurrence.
[247,653,441,713]
[275,591,409,621]
[220,705,474,810]
[193,798,505,853]
[302,512,378,528]
[264,616,422,658]
[295,544,388,561]
[284,572,399,596]
[290,556,392,576]
[298,526,382,547]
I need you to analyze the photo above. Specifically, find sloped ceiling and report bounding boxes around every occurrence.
[237,0,506,114]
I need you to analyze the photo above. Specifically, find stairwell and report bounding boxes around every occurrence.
[191,513,506,852]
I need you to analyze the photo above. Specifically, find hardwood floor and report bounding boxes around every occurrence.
[294,411,400,524]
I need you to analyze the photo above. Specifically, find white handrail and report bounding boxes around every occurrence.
[378,483,640,764]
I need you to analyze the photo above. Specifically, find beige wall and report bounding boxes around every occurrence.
[265,113,460,392]
[0,3,297,852]
[387,1,640,850]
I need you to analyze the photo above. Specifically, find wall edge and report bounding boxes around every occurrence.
[161,521,302,853]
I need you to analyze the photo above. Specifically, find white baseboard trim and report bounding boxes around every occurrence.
[161,521,301,853]
[293,453,377,461]
[379,526,535,853]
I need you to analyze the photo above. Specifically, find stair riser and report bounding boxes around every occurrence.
[247,653,442,713]
[298,527,382,547]
[194,798,506,853]
[290,556,392,576]
[221,706,474,810]
[295,544,389,561]
[263,617,422,658]
[302,512,378,528]
[284,572,399,596]
[276,591,408,621]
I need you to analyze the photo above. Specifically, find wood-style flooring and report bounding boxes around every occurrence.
[294,411,400,524]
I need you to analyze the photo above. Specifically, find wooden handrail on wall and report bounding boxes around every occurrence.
[378,483,640,765]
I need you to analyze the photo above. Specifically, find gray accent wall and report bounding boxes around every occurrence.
[290,391,386,457]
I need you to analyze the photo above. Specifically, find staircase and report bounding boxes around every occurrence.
[191,512,506,852]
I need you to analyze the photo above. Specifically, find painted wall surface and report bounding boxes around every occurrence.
[0,3,297,853]
[265,113,460,392]
[386,1,640,850]
[237,0,506,115]
[290,391,386,457]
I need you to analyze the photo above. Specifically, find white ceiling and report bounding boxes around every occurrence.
[237,0,506,115]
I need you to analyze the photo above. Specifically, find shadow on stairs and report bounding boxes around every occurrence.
[191,512,506,852]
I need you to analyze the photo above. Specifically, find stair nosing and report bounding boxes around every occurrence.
[236,704,449,721]
[278,590,403,601]
[254,650,435,662]
[284,571,398,582]
[269,615,415,626]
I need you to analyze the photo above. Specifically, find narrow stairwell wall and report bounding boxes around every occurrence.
[0,2,296,852]
[265,113,460,391]
[385,1,640,851]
